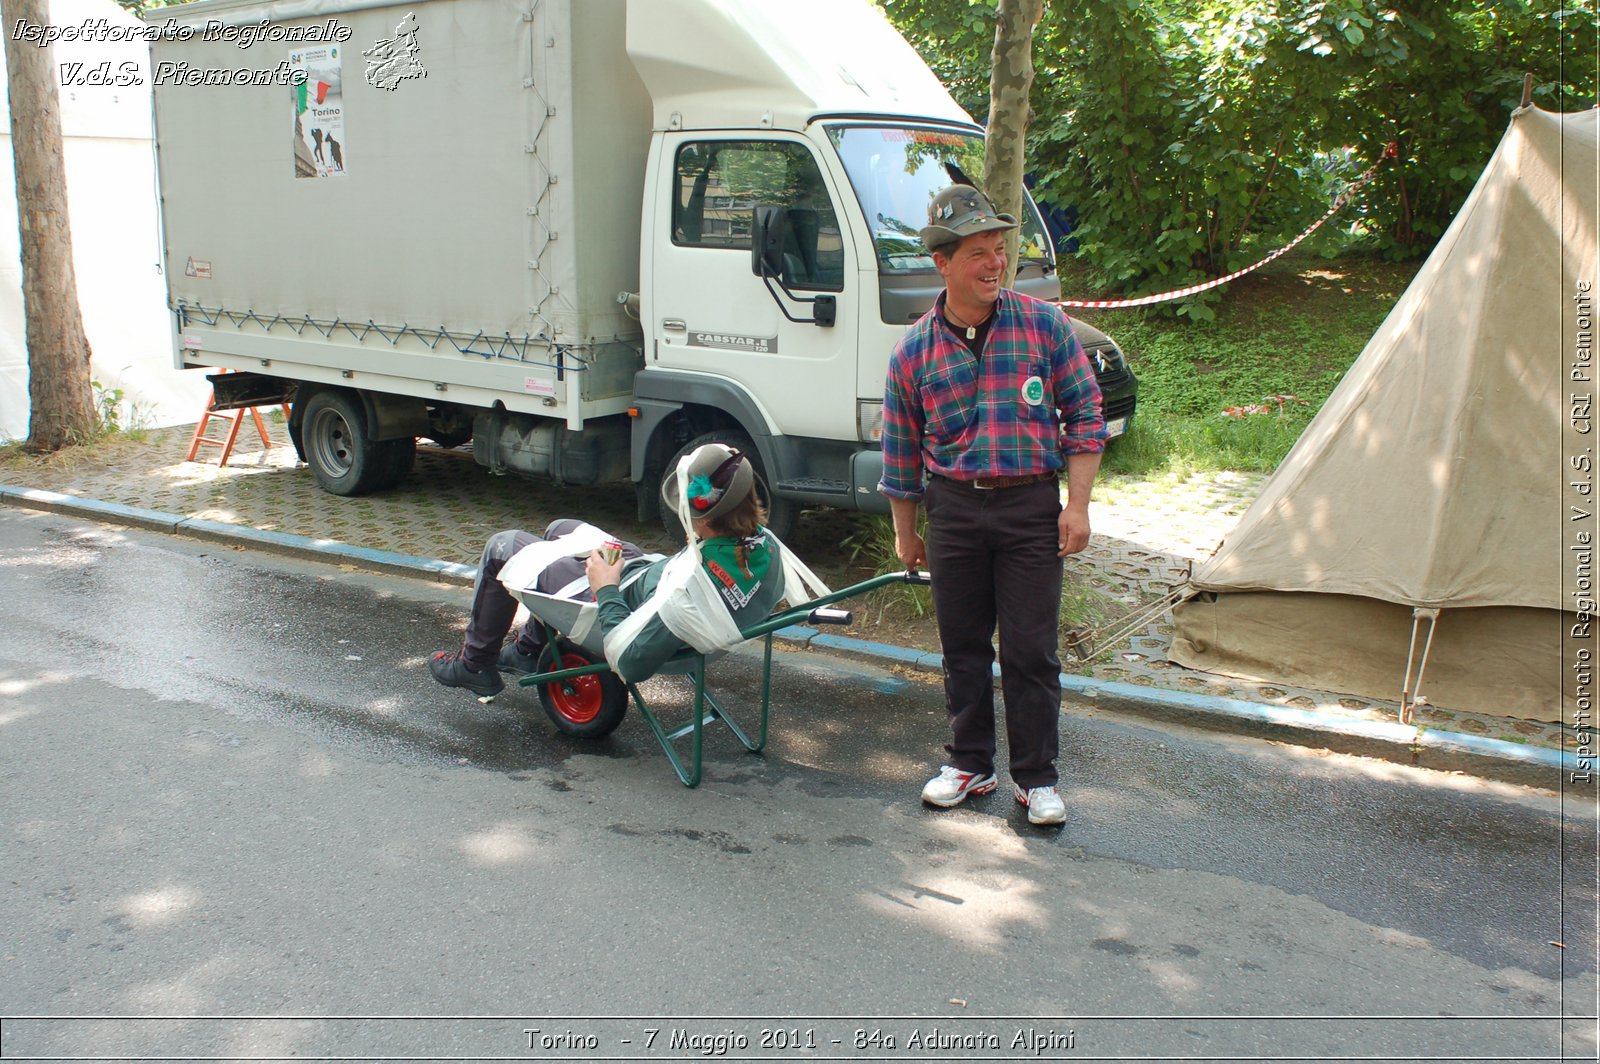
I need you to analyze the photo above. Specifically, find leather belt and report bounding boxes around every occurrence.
[947,472,1058,491]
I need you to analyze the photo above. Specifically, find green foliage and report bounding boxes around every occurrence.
[91,379,125,433]
[1100,409,1312,476]
[842,514,935,621]
[879,0,1598,302]
[89,378,151,438]
[878,0,999,116]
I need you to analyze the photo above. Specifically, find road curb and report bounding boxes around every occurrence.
[3,481,1580,786]
[0,483,479,584]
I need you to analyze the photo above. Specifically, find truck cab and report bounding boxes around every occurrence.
[623,0,1132,536]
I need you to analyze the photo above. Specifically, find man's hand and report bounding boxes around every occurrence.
[888,496,927,571]
[1058,450,1101,557]
[1058,504,1091,557]
[895,527,928,571]
[586,550,624,591]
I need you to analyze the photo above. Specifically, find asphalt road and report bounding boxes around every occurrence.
[1,507,1596,1063]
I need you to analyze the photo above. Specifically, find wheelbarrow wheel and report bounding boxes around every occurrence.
[535,642,629,739]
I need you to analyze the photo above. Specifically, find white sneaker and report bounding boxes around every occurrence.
[1014,782,1066,825]
[921,766,997,808]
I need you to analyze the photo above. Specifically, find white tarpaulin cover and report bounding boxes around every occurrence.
[1172,106,1597,720]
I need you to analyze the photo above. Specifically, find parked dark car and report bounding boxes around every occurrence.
[1069,317,1138,439]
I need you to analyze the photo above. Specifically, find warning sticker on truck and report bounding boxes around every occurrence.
[290,45,345,179]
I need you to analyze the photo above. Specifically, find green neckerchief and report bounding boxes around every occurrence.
[699,532,771,606]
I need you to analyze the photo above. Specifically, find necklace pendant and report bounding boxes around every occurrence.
[965,326,976,340]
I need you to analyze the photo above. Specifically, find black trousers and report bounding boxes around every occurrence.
[461,519,644,670]
[924,476,1064,788]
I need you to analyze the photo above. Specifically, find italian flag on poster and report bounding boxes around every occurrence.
[290,45,345,179]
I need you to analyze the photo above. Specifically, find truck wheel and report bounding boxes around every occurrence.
[535,642,629,739]
[659,430,798,542]
[301,390,391,496]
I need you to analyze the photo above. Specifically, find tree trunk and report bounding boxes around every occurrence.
[982,0,1044,289]
[3,0,95,453]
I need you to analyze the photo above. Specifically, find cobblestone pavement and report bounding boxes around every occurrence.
[0,422,1570,755]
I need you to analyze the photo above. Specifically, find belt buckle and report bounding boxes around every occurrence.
[973,477,998,490]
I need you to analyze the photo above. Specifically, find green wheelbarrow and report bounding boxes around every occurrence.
[514,570,932,787]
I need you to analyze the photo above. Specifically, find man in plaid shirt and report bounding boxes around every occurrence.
[879,185,1105,826]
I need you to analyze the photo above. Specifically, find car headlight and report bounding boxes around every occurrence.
[857,400,883,443]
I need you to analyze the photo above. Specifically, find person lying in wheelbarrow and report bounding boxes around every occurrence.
[428,442,797,697]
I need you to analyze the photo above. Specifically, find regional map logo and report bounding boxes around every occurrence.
[363,12,425,91]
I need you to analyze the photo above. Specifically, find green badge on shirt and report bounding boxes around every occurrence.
[1022,375,1045,406]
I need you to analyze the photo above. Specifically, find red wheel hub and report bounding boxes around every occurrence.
[548,652,603,724]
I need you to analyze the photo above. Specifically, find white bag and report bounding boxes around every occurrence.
[495,522,610,594]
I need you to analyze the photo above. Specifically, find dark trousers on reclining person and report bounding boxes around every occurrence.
[461,519,646,672]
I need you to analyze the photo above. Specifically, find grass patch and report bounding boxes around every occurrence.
[0,423,162,470]
[1102,407,1313,478]
[1067,248,1421,472]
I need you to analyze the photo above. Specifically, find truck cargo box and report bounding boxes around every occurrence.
[151,0,650,421]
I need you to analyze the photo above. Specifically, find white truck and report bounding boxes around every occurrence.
[150,0,1137,536]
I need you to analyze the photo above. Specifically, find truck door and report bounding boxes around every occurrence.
[648,135,857,442]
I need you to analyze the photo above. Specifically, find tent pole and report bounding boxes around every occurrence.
[1400,607,1442,725]
[1521,73,1533,109]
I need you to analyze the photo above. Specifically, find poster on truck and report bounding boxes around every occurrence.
[290,46,345,178]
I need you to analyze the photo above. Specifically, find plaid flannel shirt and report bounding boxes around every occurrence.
[878,289,1105,501]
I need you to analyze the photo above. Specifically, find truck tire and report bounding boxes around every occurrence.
[301,390,394,496]
[534,642,629,739]
[658,429,797,542]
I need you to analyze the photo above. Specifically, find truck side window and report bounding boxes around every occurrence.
[672,141,844,291]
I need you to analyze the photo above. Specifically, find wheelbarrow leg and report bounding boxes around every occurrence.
[628,669,706,789]
[701,634,772,753]
[628,650,773,787]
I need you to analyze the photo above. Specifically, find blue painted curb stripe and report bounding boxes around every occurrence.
[1058,673,1580,773]
[0,482,477,583]
[0,484,181,532]
[798,625,1580,775]
[3,480,1578,775]
[174,517,478,582]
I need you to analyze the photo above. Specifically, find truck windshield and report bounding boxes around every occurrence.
[826,124,1053,274]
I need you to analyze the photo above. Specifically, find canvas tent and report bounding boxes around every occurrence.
[1171,105,1597,722]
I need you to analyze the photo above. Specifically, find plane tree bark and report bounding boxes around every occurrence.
[981,0,1043,288]
[3,0,95,453]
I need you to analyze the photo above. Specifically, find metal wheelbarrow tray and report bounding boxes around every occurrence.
[513,570,931,787]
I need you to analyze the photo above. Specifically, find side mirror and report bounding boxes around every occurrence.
[750,205,786,278]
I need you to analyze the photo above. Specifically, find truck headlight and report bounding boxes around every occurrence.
[857,400,883,443]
